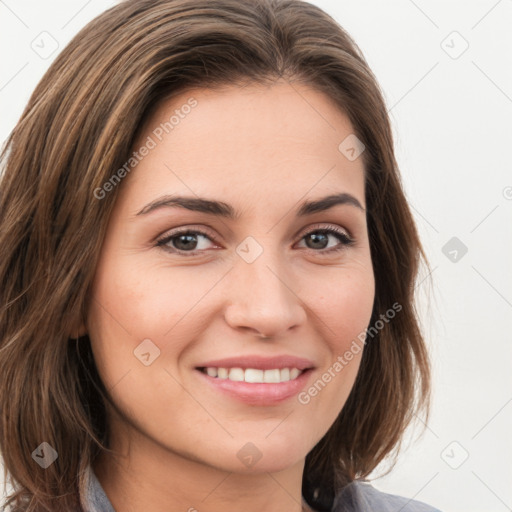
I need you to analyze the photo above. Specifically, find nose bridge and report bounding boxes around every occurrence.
[224,234,305,336]
[241,230,294,284]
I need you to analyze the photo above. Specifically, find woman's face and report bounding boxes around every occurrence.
[86,81,375,474]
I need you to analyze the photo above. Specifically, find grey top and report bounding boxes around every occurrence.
[80,466,442,512]
[330,479,442,512]
[80,467,115,512]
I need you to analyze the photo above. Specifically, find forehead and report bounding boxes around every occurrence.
[122,81,366,211]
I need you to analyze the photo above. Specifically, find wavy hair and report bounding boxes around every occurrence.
[0,0,431,510]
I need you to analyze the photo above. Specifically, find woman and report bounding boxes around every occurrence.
[0,0,440,511]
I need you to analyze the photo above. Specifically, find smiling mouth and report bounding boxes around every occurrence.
[197,367,305,384]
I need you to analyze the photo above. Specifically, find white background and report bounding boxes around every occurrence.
[1,1,511,511]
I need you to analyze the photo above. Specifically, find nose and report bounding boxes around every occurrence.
[223,243,307,338]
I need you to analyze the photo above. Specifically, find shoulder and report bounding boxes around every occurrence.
[331,480,442,512]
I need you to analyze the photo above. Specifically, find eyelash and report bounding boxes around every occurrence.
[155,224,355,257]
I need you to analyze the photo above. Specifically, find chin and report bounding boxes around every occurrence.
[179,437,307,475]
[234,440,307,474]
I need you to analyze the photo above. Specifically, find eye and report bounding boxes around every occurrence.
[156,227,219,256]
[295,224,354,255]
[155,224,354,256]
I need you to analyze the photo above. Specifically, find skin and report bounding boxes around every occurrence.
[79,80,375,512]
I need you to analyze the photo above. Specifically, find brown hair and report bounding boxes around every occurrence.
[0,0,431,510]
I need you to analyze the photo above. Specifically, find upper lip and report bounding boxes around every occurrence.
[195,355,315,371]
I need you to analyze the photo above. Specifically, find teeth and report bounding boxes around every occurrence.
[206,367,217,377]
[228,367,245,381]
[202,367,304,383]
[290,368,301,380]
[245,368,264,383]
[263,369,280,383]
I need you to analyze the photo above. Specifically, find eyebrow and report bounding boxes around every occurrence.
[134,192,365,219]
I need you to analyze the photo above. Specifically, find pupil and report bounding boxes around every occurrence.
[175,234,197,250]
[308,233,327,249]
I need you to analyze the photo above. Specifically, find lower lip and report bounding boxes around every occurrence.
[195,368,314,405]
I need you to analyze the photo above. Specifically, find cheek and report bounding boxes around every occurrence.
[293,264,374,419]
[304,265,375,353]
[89,255,205,340]
[86,253,225,394]
[85,257,206,428]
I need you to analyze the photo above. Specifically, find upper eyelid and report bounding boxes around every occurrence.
[299,223,352,239]
[156,224,218,243]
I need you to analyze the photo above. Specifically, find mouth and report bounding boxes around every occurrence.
[194,365,314,405]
